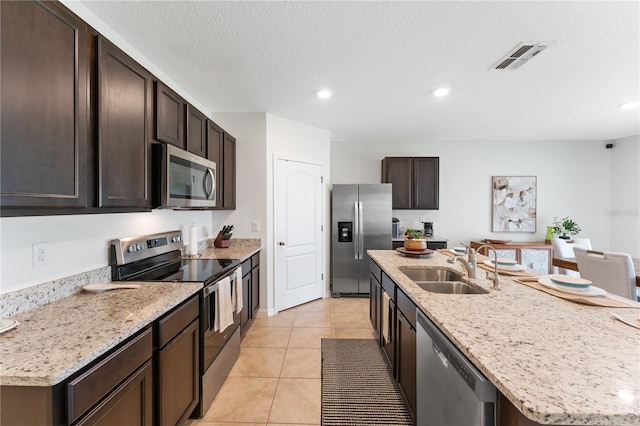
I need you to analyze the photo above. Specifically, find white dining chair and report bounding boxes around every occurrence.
[573,247,637,300]
[551,238,581,277]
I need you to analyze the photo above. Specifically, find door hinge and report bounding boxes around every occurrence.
[320,176,324,183]
[321,273,324,280]
[321,225,323,232]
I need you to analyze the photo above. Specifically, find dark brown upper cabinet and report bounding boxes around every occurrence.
[186,105,207,157]
[222,133,237,209]
[155,82,184,148]
[1,0,89,211]
[207,121,236,210]
[382,157,439,209]
[97,36,153,209]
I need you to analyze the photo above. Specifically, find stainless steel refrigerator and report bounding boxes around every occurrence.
[331,184,392,295]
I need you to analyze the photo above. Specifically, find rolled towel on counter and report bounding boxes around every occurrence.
[187,225,198,255]
[382,291,390,343]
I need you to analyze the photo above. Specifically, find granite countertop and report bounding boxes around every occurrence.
[198,238,262,261]
[0,238,262,388]
[0,282,201,387]
[368,249,640,425]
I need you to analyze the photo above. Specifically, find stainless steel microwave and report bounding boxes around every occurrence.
[153,144,216,209]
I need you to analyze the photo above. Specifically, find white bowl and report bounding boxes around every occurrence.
[549,274,592,289]
[453,246,467,253]
[494,257,517,266]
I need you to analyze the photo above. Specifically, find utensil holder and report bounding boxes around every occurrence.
[214,231,230,248]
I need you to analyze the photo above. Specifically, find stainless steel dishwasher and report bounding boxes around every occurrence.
[416,310,497,426]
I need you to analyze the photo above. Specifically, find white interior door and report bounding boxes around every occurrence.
[275,159,323,311]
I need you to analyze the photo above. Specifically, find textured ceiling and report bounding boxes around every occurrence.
[78,1,639,141]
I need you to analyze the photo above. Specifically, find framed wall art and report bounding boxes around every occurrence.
[492,176,537,232]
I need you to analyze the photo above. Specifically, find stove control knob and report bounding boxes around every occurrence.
[127,245,136,253]
[136,243,144,251]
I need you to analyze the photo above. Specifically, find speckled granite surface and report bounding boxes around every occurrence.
[198,238,262,260]
[0,266,111,318]
[0,282,200,386]
[369,249,640,425]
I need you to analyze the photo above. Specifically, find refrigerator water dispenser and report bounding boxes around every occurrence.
[338,222,353,242]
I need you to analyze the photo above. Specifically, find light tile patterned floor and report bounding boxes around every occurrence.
[186,297,374,426]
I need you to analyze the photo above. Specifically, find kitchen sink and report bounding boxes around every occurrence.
[415,281,488,294]
[398,267,488,294]
[399,267,463,282]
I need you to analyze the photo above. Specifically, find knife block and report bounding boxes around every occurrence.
[214,232,230,248]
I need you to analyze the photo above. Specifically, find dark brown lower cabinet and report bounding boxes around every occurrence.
[369,261,382,341]
[240,251,261,336]
[381,273,396,372]
[396,289,417,422]
[76,361,153,426]
[158,320,199,426]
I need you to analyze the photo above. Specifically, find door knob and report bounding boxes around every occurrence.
[279,241,286,246]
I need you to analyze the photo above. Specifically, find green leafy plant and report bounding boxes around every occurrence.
[404,228,424,239]
[552,217,581,237]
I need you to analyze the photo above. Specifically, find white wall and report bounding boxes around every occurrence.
[609,135,640,256]
[331,139,626,253]
[266,114,332,313]
[0,210,227,294]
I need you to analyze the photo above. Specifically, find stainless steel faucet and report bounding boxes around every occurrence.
[447,243,500,290]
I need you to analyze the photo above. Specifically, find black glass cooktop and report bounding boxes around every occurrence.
[123,257,240,284]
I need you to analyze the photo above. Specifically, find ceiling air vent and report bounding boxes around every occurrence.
[491,42,554,70]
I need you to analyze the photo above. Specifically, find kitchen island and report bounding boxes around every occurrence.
[368,249,640,425]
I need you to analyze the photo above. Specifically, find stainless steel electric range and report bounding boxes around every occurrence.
[109,230,241,418]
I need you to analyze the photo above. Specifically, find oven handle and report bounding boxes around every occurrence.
[203,282,219,297]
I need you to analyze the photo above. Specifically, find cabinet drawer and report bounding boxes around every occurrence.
[396,288,416,329]
[370,261,382,283]
[251,252,260,267]
[381,273,396,302]
[158,295,199,347]
[67,328,153,424]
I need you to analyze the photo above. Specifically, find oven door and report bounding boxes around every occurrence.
[201,274,240,373]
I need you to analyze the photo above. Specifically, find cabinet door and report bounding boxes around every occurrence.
[207,120,224,208]
[155,82,184,148]
[382,157,412,209]
[251,264,260,317]
[241,272,250,328]
[97,36,152,209]
[158,320,199,426]
[521,248,551,274]
[382,297,396,374]
[186,105,207,157]
[413,157,439,210]
[369,273,381,341]
[396,312,416,422]
[1,0,88,210]
[222,133,236,209]
[76,361,153,426]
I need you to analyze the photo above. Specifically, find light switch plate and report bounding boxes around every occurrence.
[252,220,260,232]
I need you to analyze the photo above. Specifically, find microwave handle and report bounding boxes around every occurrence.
[204,168,215,200]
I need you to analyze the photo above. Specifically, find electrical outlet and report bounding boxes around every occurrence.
[252,220,260,232]
[33,241,50,268]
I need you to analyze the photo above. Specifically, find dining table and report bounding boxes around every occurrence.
[552,256,640,287]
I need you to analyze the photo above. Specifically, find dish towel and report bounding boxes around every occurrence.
[382,291,390,343]
[234,266,243,313]
[214,276,234,332]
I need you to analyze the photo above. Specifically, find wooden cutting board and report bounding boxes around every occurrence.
[514,277,640,308]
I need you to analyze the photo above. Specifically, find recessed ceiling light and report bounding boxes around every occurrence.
[317,89,332,99]
[618,101,638,109]
[432,87,450,97]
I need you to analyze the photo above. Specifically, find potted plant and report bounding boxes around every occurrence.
[404,228,427,250]
[552,217,581,240]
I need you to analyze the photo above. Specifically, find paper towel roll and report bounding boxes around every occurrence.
[188,225,198,255]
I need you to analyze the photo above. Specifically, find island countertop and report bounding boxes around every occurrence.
[368,250,640,425]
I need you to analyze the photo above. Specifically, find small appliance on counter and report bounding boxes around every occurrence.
[392,217,400,238]
[214,225,234,248]
[423,221,434,237]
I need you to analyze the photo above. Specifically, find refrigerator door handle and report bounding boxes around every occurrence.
[358,201,364,259]
[354,201,359,259]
